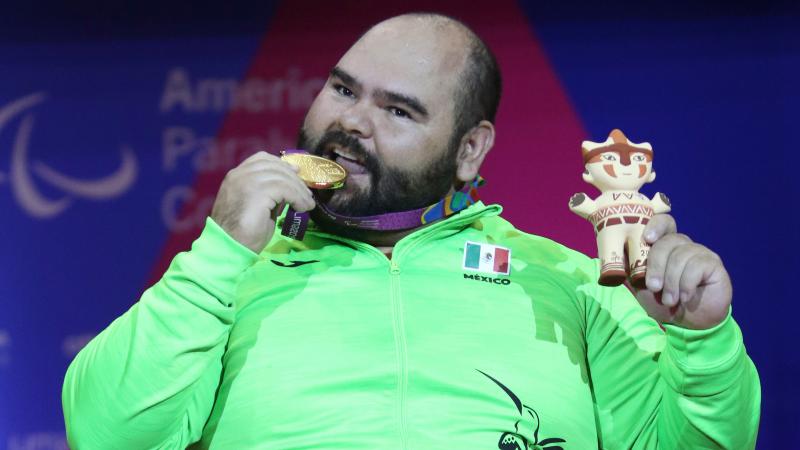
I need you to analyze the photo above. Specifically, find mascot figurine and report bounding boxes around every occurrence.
[569,129,671,288]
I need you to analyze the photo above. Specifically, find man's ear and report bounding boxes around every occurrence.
[455,120,495,183]
[648,171,656,182]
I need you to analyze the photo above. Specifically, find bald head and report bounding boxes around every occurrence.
[364,13,474,54]
[358,13,502,141]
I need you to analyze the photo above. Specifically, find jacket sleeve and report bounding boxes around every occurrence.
[62,218,259,449]
[583,262,761,449]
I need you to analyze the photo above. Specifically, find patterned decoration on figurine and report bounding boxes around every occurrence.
[569,129,671,288]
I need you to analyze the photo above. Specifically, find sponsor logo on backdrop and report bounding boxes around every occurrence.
[159,67,322,114]
[7,432,68,450]
[158,67,325,231]
[2,67,323,229]
[0,93,138,219]
[0,329,10,366]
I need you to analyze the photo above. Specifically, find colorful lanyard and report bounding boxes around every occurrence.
[280,151,484,240]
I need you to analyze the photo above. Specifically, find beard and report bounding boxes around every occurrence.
[296,128,459,217]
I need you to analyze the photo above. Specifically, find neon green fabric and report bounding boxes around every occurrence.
[63,202,760,449]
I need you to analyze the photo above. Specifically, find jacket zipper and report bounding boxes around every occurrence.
[300,203,501,448]
[317,242,410,449]
[388,258,408,449]
[386,233,447,450]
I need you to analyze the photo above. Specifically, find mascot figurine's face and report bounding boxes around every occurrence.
[581,129,656,192]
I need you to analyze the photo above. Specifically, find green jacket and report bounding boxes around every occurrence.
[63,202,760,449]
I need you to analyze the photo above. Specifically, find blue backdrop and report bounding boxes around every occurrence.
[0,1,796,448]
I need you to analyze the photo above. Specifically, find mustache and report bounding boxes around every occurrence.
[311,130,381,176]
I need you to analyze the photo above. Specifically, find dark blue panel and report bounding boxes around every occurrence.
[521,2,799,448]
[0,2,280,446]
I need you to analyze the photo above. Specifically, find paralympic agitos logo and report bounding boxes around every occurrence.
[0,93,137,218]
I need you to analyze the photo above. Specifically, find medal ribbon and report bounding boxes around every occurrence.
[280,150,484,240]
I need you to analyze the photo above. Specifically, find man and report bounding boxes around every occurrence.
[62,13,760,449]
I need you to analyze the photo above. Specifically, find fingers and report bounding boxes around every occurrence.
[240,150,280,165]
[645,231,725,308]
[252,174,315,212]
[212,151,318,252]
[645,232,691,290]
[226,152,316,211]
[284,186,316,213]
[659,242,705,307]
[635,213,734,329]
[677,253,717,304]
[240,153,301,176]
[643,214,677,244]
[240,159,307,185]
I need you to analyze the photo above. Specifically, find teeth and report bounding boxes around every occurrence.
[333,148,361,164]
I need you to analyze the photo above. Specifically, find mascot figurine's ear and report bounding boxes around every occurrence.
[568,129,671,288]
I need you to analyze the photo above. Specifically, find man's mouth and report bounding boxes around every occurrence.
[327,145,368,175]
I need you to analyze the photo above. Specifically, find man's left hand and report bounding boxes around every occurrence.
[635,214,732,330]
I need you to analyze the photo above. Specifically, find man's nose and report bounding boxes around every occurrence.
[619,152,631,166]
[338,101,373,139]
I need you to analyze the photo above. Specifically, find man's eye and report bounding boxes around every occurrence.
[632,154,646,162]
[334,84,354,97]
[388,106,411,119]
[602,154,617,161]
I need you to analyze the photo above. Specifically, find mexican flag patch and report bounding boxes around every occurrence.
[463,241,511,275]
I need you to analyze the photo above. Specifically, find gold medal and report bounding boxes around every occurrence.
[280,152,347,189]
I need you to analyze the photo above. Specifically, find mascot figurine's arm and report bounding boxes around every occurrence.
[651,192,671,215]
[569,192,597,219]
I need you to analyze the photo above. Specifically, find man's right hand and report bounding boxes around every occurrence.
[210,151,316,253]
